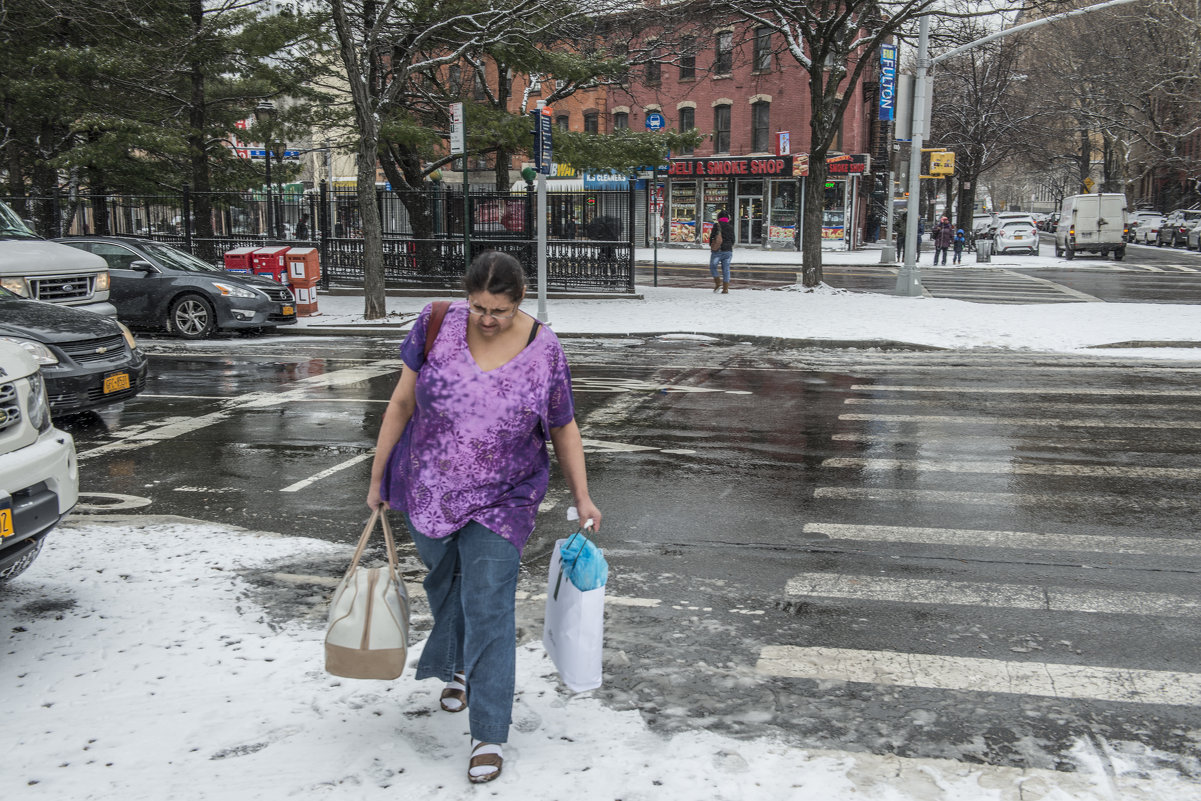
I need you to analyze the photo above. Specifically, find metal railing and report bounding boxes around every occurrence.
[4,183,635,293]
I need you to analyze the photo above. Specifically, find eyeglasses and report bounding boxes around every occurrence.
[467,302,519,320]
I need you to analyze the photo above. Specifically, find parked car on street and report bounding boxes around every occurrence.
[0,286,148,416]
[56,237,297,339]
[0,200,116,316]
[993,220,1040,255]
[1156,208,1201,247]
[1185,218,1201,251]
[1126,210,1162,243]
[0,341,78,582]
[1132,214,1166,245]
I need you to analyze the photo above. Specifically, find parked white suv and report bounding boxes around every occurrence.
[0,341,78,582]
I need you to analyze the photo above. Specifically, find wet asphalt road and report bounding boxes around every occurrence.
[58,335,1201,777]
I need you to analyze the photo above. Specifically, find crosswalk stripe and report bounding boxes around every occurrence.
[838,413,1201,429]
[784,572,1201,618]
[822,456,1201,480]
[755,646,1201,707]
[830,431,1181,448]
[802,522,1201,557]
[813,486,1195,509]
[843,397,1198,413]
[849,384,1201,397]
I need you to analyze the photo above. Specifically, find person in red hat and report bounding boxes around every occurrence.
[708,211,735,293]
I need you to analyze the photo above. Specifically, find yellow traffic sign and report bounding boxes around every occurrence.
[930,151,955,176]
[1082,177,1095,192]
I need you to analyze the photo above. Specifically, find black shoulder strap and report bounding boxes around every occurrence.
[527,319,542,346]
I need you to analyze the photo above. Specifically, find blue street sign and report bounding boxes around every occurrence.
[645,112,666,131]
[879,45,897,122]
[532,111,553,174]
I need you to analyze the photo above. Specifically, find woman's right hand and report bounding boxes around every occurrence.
[367,483,388,511]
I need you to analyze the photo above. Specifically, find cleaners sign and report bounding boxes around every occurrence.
[879,45,897,122]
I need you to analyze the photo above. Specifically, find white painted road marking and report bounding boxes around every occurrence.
[850,384,1201,397]
[802,522,1201,557]
[755,646,1201,707]
[814,486,1195,509]
[279,453,375,493]
[822,456,1201,481]
[784,572,1201,618]
[838,413,1201,429]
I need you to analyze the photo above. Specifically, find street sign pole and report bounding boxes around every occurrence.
[450,103,469,268]
[534,101,552,322]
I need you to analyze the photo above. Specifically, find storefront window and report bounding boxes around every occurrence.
[769,181,797,247]
[670,181,697,243]
[702,181,730,244]
[823,180,847,242]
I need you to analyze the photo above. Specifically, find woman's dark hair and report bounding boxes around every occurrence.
[464,251,525,302]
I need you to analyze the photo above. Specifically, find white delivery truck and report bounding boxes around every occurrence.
[1054,192,1128,260]
[0,341,78,582]
[0,200,116,315]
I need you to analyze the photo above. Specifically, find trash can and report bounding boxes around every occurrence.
[976,239,992,263]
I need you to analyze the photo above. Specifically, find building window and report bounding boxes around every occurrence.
[528,72,542,93]
[751,101,770,152]
[680,38,695,80]
[449,65,461,94]
[715,31,733,75]
[614,111,629,131]
[754,27,772,72]
[679,107,695,155]
[556,114,570,131]
[614,45,629,85]
[584,111,599,134]
[472,68,487,100]
[646,47,661,84]
[714,105,730,153]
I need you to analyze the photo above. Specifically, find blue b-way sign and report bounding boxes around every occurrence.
[879,45,897,122]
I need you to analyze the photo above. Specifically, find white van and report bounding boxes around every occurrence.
[1054,193,1128,260]
[0,341,78,582]
[0,200,115,315]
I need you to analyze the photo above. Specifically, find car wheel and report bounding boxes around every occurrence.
[0,537,44,583]
[1114,248,1125,261]
[168,294,217,339]
[1065,246,1075,260]
[1055,244,1063,257]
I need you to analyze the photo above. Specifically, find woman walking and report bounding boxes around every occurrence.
[367,251,601,784]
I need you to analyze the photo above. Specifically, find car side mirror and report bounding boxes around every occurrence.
[129,260,156,272]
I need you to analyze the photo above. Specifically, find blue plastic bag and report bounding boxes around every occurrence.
[557,530,608,592]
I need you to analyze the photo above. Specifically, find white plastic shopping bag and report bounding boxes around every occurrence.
[543,537,605,692]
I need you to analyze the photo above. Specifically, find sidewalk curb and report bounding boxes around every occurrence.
[324,286,642,301]
[1087,340,1201,349]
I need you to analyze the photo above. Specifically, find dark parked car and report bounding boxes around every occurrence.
[0,286,148,416]
[56,237,296,339]
[1156,209,1201,248]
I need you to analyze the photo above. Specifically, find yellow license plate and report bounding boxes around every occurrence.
[1,507,12,539]
[282,305,294,315]
[104,372,131,394]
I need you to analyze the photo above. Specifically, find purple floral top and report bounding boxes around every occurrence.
[380,300,575,553]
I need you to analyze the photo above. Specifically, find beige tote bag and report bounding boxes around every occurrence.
[325,508,410,680]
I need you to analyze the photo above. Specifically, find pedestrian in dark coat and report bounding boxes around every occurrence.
[953,229,966,263]
[933,216,954,265]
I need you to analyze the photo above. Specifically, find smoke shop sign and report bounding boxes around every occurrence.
[668,156,791,177]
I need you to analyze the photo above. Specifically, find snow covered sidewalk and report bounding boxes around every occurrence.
[1,517,1194,800]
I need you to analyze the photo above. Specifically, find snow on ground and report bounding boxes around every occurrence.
[2,518,1195,800]
[294,272,1201,356]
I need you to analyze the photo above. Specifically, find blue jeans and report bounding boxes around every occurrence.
[709,250,732,282]
[405,515,521,743]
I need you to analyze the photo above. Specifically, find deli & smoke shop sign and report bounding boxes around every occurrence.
[668,156,791,177]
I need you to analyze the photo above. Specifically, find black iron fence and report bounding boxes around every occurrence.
[2,183,635,293]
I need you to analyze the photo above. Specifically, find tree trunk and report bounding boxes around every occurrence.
[799,156,828,287]
[188,0,214,240]
[359,136,387,318]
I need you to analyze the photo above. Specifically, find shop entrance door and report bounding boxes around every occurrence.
[737,196,763,244]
